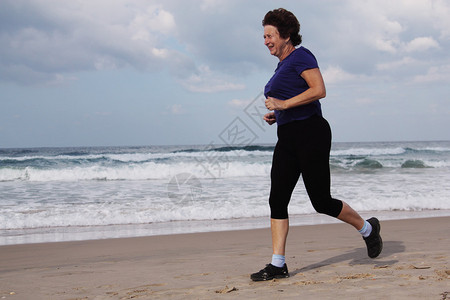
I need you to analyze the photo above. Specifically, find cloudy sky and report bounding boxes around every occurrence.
[1,0,449,148]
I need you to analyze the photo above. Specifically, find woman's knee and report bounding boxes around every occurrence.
[311,197,343,218]
[269,197,289,219]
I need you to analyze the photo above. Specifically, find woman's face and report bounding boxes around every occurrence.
[264,25,290,59]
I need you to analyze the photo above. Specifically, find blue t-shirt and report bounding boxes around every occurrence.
[264,46,322,126]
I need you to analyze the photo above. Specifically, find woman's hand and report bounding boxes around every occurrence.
[265,97,286,111]
[263,112,277,125]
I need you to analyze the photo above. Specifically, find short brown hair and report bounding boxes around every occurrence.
[262,8,302,46]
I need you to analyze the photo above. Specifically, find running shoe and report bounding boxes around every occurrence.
[250,263,289,281]
[364,217,383,258]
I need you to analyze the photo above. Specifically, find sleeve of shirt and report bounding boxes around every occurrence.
[293,47,319,76]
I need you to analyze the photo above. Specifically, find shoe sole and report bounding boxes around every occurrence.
[251,274,290,281]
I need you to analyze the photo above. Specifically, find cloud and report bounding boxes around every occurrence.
[163,0,269,74]
[404,37,439,52]
[0,0,262,92]
[413,64,450,83]
[228,98,251,109]
[1,0,450,95]
[321,65,362,85]
[199,0,230,12]
[0,1,179,84]
[376,57,416,71]
[179,65,245,93]
[369,16,403,54]
[312,0,450,88]
[129,5,176,41]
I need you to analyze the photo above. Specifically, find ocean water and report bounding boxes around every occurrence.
[1,141,450,245]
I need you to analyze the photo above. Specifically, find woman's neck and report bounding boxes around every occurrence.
[279,44,296,61]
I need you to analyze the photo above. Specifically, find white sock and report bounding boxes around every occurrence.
[271,254,285,268]
[358,220,372,238]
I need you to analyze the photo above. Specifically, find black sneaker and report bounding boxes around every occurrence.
[364,217,383,258]
[250,263,289,281]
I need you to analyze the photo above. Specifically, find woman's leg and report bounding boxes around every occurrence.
[299,117,344,218]
[268,141,301,254]
[299,116,382,258]
[302,155,365,230]
[271,218,289,255]
[299,116,365,230]
[251,139,298,281]
[269,142,300,220]
[337,201,365,230]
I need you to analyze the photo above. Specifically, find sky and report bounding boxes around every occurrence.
[1,0,449,148]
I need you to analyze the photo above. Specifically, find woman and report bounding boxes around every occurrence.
[251,8,383,282]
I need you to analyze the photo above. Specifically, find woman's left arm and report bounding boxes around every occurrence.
[265,68,326,111]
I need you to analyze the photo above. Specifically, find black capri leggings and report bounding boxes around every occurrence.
[269,115,343,219]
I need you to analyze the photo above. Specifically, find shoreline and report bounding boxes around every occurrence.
[1,216,449,299]
[2,209,450,246]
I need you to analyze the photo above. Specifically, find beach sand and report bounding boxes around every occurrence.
[1,217,449,299]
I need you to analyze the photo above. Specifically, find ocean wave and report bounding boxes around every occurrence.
[2,157,449,182]
[59,151,91,156]
[0,149,273,166]
[0,161,272,182]
[331,147,406,156]
[401,160,431,168]
[0,148,39,156]
[354,159,384,169]
[174,145,275,153]
[209,145,275,152]
[405,146,450,153]
[1,142,449,183]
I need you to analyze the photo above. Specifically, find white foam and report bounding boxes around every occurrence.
[0,160,272,182]
[331,147,406,156]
